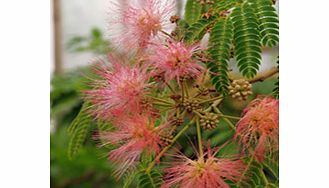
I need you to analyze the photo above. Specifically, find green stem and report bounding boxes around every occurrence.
[219,114,240,120]
[199,96,223,104]
[146,119,195,173]
[150,97,173,105]
[196,118,204,159]
[160,30,172,38]
[165,81,175,93]
[237,155,255,187]
[183,81,189,98]
[153,102,174,107]
[213,107,236,130]
[260,165,270,186]
[193,110,204,118]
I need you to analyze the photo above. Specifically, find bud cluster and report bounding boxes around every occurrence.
[182,99,201,113]
[199,112,219,129]
[228,79,253,101]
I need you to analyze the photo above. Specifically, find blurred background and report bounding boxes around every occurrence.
[50,0,278,187]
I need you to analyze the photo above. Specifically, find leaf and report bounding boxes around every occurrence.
[137,169,163,188]
[213,0,239,11]
[123,170,139,188]
[184,16,216,44]
[184,0,202,25]
[249,0,279,47]
[172,19,190,40]
[208,17,233,95]
[67,103,93,160]
[272,78,279,99]
[231,3,262,79]
[234,156,279,188]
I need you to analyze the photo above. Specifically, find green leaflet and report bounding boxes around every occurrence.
[249,0,279,47]
[208,17,233,95]
[138,169,163,188]
[272,78,279,99]
[235,157,279,188]
[184,0,202,25]
[184,16,216,44]
[231,3,262,79]
[122,170,139,188]
[67,103,93,160]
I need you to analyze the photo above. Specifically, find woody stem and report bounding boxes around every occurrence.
[248,67,279,83]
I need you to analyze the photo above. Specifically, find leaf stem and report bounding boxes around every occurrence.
[160,30,172,38]
[165,81,175,93]
[150,97,174,105]
[199,96,223,104]
[219,114,241,120]
[237,155,255,187]
[213,107,236,130]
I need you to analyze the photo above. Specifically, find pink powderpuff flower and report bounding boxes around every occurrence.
[162,145,245,188]
[108,0,176,50]
[235,96,279,161]
[149,40,204,83]
[99,114,165,178]
[84,53,152,120]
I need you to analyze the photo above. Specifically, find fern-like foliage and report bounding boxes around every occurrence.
[208,17,233,95]
[231,3,262,79]
[67,103,93,160]
[184,16,216,44]
[137,169,163,188]
[184,0,202,25]
[272,78,279,99]
[249,0,279,47]
[234,158,278,188]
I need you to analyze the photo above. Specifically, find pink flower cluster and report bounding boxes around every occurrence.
[235,96,279,161]
[108,0,176,50]
[85,54,151,120]
[81,0,279,186]
[162,146,245,188]
[99,114,164,177]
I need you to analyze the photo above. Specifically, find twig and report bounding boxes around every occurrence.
[248,67,279,83]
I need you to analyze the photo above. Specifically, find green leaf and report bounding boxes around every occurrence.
[123,170,139,188]
[272,78,279,99]
[214,0,239,12]
[184,16,216,43]
[67,103,93,160]
[249,0,279,47]
[208,17,233,95]
[231,3,262,79]
[234,156,279,188]
[137,169,163,188]
[184,0,202,25]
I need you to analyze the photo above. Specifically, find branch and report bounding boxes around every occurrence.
[248,67,279,83]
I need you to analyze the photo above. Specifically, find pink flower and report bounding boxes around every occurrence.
[149,40,204,83]
[99,114,164,178]
[162,146,245,188]
[85,53,151,120]
[108,0,176,50]
[235,96,279,161]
